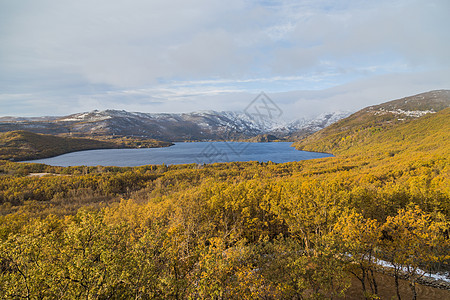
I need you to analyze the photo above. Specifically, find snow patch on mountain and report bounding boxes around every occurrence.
[374,108,436,118]
[59,110,113,122]
[287,111,352,132]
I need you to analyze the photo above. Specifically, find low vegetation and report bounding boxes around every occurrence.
[0,130,173,161]
[0,103,449,298]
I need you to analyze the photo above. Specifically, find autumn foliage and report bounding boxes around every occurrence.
[0,109,449,299]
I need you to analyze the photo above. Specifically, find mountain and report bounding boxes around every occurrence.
[2,90,447,143]
[286,111,351,140]
[294,90,450,154]
[0,110,350,142]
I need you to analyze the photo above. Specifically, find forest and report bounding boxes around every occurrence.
[0,109,449,299]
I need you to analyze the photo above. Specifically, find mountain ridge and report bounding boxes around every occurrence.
[0,109,351,142]
[1,90,447,144]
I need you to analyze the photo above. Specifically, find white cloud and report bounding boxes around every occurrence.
[0,0,449,117]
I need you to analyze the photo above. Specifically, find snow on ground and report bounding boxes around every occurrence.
[374,108,436,117]
[374,258,450,283]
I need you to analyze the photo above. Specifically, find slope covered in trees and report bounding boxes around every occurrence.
[0,130,172,161]
[0,92,449,299]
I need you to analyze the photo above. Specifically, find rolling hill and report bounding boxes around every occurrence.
[0,131,172,161]
[294,90,450,155]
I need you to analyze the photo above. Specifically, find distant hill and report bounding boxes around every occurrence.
[246,134,281,142]
[294,90,450,154]
[0,131,172,161]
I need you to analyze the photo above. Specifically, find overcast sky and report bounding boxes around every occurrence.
[1,0,449,120]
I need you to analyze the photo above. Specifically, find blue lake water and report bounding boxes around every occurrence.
[22,142,333,167]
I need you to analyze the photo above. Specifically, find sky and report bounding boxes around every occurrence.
[1,0,449,120]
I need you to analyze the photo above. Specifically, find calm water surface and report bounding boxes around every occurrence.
[23,142,333,167]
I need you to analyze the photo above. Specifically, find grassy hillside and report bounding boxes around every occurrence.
[0,131,172,161]
[294,90,450,154]
[295,107,449,157]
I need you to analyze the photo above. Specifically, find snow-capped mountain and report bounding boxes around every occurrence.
[0,109,351,141]
[284,111,352,139]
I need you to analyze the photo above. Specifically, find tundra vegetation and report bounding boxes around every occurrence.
[0,109,449,299]
[0,130,172,161]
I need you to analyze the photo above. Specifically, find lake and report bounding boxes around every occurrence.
[23,142,333,167]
